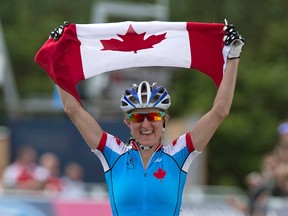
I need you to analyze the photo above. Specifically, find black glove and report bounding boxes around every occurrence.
[223,19,245,59]
[49,21,70,41]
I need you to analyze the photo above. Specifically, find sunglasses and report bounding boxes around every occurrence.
[127,111,165,123]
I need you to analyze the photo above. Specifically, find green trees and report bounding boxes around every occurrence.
[0,0,94,95]
[169,0,288,187]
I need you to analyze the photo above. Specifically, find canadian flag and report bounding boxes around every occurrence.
[34,21,230,102]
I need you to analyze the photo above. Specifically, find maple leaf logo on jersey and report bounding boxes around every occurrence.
[113,136,122,145]
[100,24,167,53]
[153,168,166,182]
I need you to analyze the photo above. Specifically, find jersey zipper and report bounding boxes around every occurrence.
[139,151,155,177]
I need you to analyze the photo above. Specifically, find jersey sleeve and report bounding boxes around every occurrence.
[164,132,201,172]
[91,132,128,172]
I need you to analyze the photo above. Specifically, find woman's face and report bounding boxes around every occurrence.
[125,108,169,147]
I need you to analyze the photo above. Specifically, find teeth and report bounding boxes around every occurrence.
[141,130,153,135]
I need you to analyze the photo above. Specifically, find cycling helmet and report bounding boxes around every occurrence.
[120,81,171,113]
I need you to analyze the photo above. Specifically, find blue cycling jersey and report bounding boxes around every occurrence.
[92,132,200,216]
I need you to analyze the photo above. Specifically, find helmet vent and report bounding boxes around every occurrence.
[125,89,131,96]
[162,98,170,104]
[140,83,148,104]
[150,95,159,103]
[121,101,128,106]
[158,88,165,94]
[129,95,138,104]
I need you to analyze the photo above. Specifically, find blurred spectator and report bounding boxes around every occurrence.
[273,143,288,164]
[271,122,288,197]
[236,152,279,215]
[278,122,288,145]
[238,122,288,215]
[271,144,288,197]
[60,162,87,198]
[1,145,48,190]
[39,152,63,193]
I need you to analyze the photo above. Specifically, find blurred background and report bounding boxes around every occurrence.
[0,0,288,215]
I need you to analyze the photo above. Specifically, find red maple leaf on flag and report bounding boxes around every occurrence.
[100,24,167,53]
[153,168,166,181]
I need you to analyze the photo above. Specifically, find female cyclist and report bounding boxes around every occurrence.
[56,23,244,216]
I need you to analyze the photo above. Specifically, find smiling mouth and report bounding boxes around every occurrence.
[141,130,153,135]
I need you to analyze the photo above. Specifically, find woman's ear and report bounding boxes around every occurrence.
[164,113,169,122]
[163,114,169,128]
[124,117,131,128]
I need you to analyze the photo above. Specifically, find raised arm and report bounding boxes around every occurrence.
[57,86,103,150]
[190,23,244,152]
